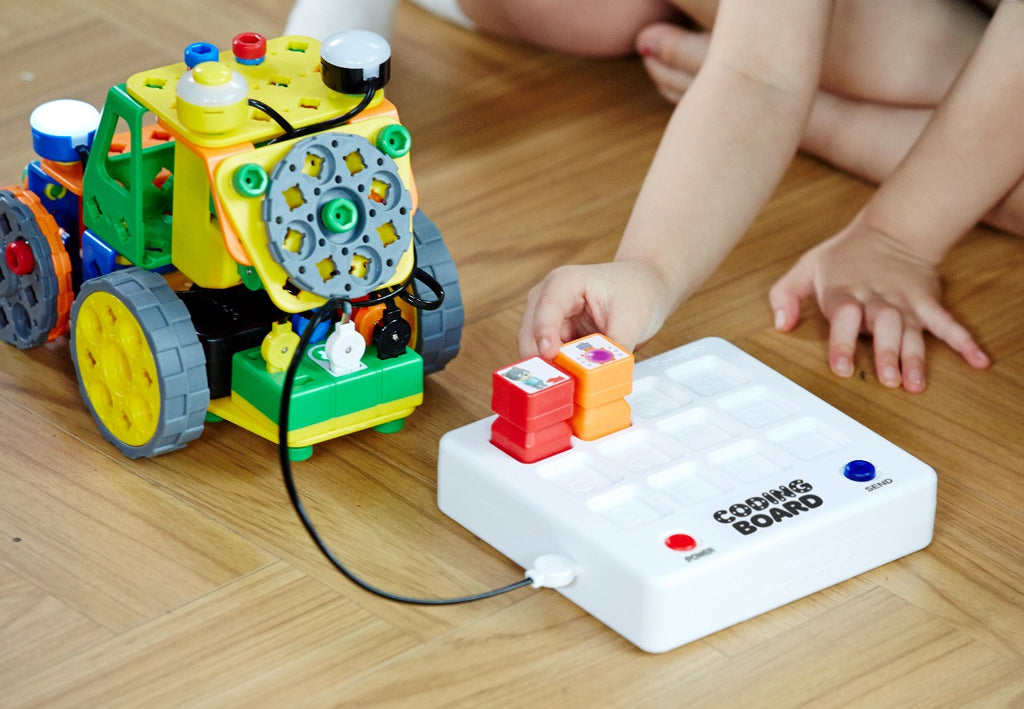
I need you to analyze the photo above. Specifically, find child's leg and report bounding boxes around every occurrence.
[654,0,990,104]
[285,0,400,39]
[458,0,682,57]
[640,0,990,184]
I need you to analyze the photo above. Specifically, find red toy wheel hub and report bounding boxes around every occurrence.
[5,239,35,275]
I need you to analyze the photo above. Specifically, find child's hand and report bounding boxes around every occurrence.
[518,260,673,359]
[769,217,990,392]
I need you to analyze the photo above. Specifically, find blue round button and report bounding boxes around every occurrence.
[844,460,876,482]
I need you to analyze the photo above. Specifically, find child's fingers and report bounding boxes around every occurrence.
[826,299,863,378]
[918,301,991,370]
[898,327,927,394]
[768,259,815,332]
[517,268,586,360]
[865,304,904,388]
[518,294,563,360]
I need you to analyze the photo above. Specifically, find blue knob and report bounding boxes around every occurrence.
[844,460,876,482]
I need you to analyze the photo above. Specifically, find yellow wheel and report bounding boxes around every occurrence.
[70,268,209,458]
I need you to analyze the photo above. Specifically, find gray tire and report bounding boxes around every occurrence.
[70,268,209,458]
[412,211,462,374]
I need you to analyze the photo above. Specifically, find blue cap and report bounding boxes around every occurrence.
[843,460,877,482]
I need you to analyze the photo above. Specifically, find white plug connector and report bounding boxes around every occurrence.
[525,554,579,589]
[325,320,366,375]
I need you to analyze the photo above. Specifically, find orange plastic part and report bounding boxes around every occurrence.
[38,159,84,197]
[568,398,632,441]
[353,303,386,345]
[553,334,634,408]
[553,334,634,440]
[107,122,174,154]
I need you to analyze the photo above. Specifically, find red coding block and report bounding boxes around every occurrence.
[490,416,572,464]
[491,356,574,431]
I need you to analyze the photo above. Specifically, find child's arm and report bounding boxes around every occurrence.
[771,1,1024,391]
[519,0,833,358]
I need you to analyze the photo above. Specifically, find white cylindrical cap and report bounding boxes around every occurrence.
[30,99,101,162]
[320,30,391,94]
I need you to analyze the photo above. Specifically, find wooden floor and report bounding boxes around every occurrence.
[2,2,1022,706]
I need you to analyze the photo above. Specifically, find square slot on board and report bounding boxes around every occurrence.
[664,355,748,398]
[537,454,624,497]
[707,439,796,484]
[766,417,848,460]
[715,385,797,429]
[656,406,743,451]
[628,376,693,420]
[594,429,688,475]
[647,461,731,506]
[586,485,673,530]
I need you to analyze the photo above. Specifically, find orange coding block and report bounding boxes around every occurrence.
[554,334,634,440]
[569,398,632,441]
[553,334,634,408]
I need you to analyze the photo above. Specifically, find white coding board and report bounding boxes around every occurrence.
[438,338,936,653]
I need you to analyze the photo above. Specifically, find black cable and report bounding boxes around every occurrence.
[247,98,296,137]
[256,78,381,146]
[277,295,533,604]
[399,267,445,311]
[285,77,379,140]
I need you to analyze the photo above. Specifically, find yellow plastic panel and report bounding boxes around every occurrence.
[206,392,420,448]
[125,36,388,148]
[170,141,243,288]
[214,118,419,313]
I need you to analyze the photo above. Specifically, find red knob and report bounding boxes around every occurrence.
[232,32,267,64]
[5,239,35,275]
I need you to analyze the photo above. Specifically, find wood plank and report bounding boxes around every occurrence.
[0,562,417,707]
[0,565,111,688]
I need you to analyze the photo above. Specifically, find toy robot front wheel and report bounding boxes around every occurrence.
[70,267,210,458]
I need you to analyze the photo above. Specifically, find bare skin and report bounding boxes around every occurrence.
[492,0,1023,392]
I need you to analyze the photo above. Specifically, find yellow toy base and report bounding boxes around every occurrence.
[207,391,420,458]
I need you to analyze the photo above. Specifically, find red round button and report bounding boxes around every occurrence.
[665,533,697,552]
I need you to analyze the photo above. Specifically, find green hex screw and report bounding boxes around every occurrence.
[376,124,411,158]
[233,162,269,197]
[321,197,359,233]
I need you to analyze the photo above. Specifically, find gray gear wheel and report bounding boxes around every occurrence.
[262,132,412,299]
[0,189,66,349]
